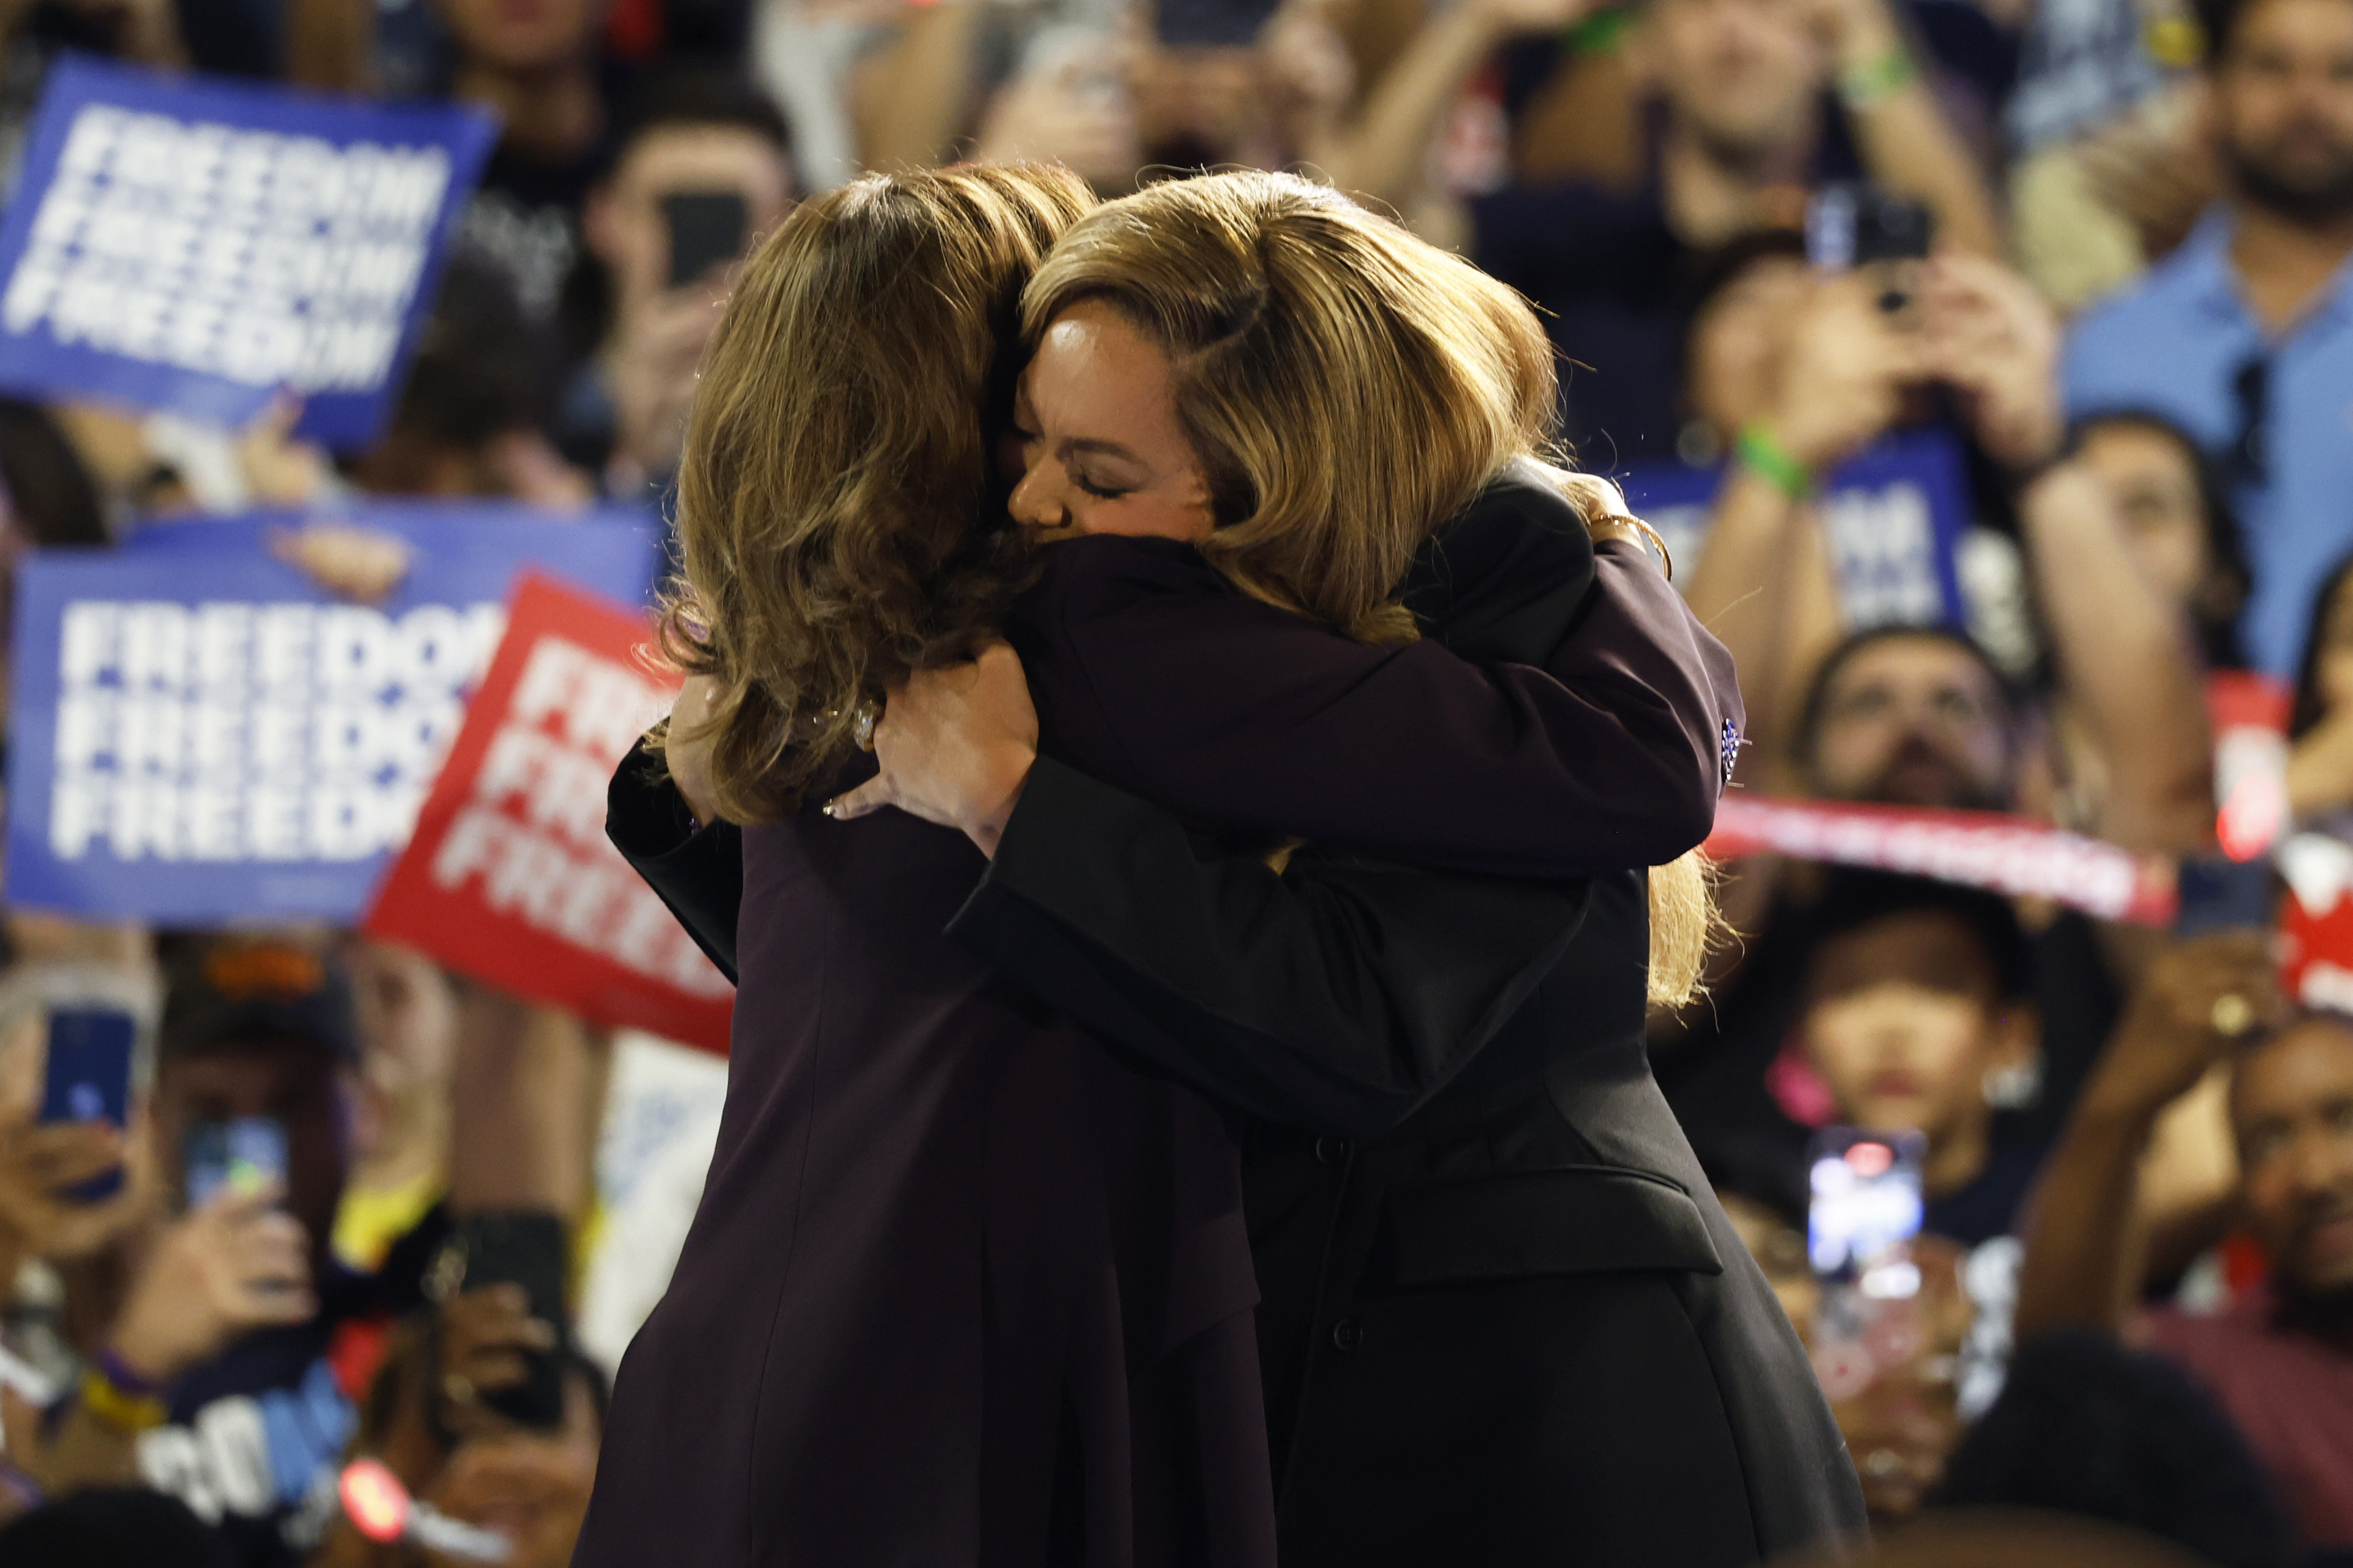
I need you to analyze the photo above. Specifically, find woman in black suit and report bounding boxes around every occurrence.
[590,165,1861,1568]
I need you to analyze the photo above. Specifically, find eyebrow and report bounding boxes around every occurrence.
[1061,436,1146,465]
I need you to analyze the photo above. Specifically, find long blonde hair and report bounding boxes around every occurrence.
[1023,170,1556,644]
[659,163,1094,821]
[1023,170,1715,1005]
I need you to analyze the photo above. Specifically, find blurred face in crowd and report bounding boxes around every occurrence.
[1805,636,2015,809]
[439,0,603,76]
[424,1368,602,1568]
[2075,420,2214,618]
[1685,254,1812,437]
[1800,909,2034,1172]
[1009,301,1217,543]
[2233,1017,2353,1307]
[1642,0,1824,162]
[583,126,797,321]
[2214,0,2353,223]
[347,942,456,1165]
[155,1038,348,1263]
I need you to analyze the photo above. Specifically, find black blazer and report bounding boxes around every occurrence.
[609,472,1864,1566]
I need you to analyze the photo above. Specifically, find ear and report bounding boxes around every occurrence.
[1980,1001,2043,1109]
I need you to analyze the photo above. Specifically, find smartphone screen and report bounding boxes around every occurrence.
[1804,185,1935,270]
[39,1007,136,1201]
[446,1213,571,1430]
[1808,1128,1925,1287]
[662,191,750,289]
[183,1116,289,1211]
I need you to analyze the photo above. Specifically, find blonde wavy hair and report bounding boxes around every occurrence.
[658,163,1094,822]
[1023,170,1716,1005]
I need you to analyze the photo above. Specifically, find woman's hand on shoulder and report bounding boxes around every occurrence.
[824,644,1041,858]
[662,676,725,827]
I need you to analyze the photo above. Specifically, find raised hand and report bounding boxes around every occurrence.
[109,1184,315,1383]
[435,1282,563,1438]
[2083,931,2286,1125]
[822,643,1040,857]
[0,1107,150,1263]
[1762,272,1930,471]
[1919,254,2064,471]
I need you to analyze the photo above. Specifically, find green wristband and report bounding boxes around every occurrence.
[1837,47,1916,109]
[1736,425,1813,499]
[1565,9,1628,54]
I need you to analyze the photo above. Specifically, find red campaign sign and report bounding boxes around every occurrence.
[2280,891,2353,1014]
[363,572,733,1053]
[1704,795,2177,927]
[2279,835,2353,1011]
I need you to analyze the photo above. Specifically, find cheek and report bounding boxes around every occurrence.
[2240,1160,2293,1235]
[1068,496,1211,544]
[1802,1014,1875,1087]
[2127,520,2205,603]
[1813,717,1895,787]
[1904,1019,1992,1092]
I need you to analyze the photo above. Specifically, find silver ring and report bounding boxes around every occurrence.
[1864,1447,1905,1479]
[851,701,880,752]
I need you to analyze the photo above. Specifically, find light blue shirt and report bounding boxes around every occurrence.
[2064,210,2353,675]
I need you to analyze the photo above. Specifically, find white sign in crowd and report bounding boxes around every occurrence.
[1,104,453,395]
[44,598,506,867]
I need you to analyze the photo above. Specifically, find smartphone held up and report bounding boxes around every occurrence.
[1808,1128,1928,1401]
[29,974,157,1203]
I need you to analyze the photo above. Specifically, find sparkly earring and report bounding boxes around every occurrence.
[1982,1057,2042,1110]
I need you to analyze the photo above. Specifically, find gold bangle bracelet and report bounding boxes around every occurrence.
[1601,514,1674,581]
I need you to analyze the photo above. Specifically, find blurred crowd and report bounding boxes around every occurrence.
[0,0,2351,1558]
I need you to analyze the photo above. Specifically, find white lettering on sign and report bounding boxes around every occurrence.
[46,599,504,864]
[1822,484,1943,629]
[1656,480,1947,630]
[430,637,729,998]
[1,104,450,393]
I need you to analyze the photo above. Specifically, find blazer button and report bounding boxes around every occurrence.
[1330,1319,1363,1351]
[1313,1136,1350,1166]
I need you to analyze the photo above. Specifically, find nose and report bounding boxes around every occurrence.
[1009,457,1065,531]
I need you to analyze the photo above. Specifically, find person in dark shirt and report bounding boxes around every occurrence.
[1320,0,1999,464]
[1795,869,2045,1247]
[1657,626,2128,1173]
[443,0,623,331]
[2017,934,2353,1555]
[559,67,797,494]
[14,941,442,1568]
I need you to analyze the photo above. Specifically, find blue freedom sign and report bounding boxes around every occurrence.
[0,56,497,449]
[6,506,665,923]
[1617,427,1974,630]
